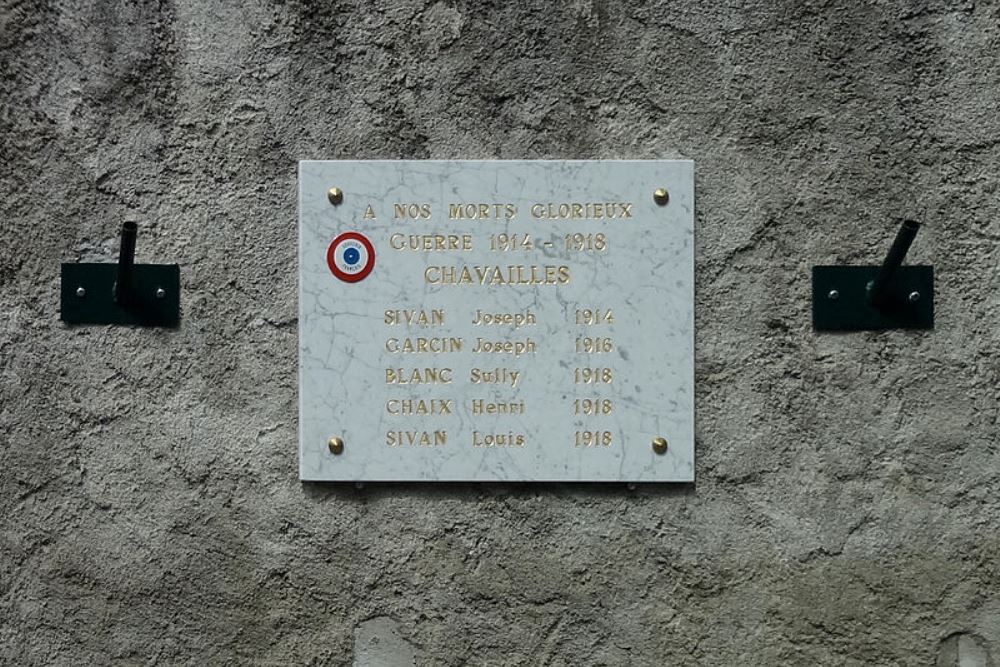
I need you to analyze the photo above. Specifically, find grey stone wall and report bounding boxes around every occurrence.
[2,0,999,664]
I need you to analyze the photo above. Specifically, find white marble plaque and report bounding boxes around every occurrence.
[299,160,694,482]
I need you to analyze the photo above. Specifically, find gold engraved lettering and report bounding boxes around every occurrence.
[471,399,526,415]
[389,234,473,251]
[385,337,463,353]
[530,202,633,219]
[386,399,454,415]
[573,398,613,415]
[575,431,613,447]
[385,368,453,384]
[472,337,536,357]
[448,203,517,220]
[424,265,570,286]
[393,203,432,219]
[472,309,537,329]
[364,205,376,219]
[575,308,614,325]
[574,367,614,384]
[384,309,445,326]
[386,430,447,446]
[565,233,607,252]
[575,336,614,353]
[472,431,526,447]
[489,233,533,251]
[469,367,520,388]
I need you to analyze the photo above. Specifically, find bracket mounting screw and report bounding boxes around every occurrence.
[327,187,344,206]
[328,436,345,455]
[653,188,669,206]
[908,291,921,302]
[76,287,86,298]
[652,437,669,455]
[156,288,166,299]
[828,289,840,300]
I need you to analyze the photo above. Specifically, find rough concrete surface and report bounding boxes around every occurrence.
[1,0,999,664]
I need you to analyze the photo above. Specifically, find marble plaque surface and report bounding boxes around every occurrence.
[299,160,694,482]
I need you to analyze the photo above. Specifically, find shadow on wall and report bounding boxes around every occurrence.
[937,632,990,667]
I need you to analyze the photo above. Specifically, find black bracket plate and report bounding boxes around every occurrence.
[812,265,934,331]
[60,263,180,327]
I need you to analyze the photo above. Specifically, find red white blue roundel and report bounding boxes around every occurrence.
[327,232,375,283]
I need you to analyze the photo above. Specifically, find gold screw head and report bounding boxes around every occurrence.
[327,187,344,205]
[653,188,669,206]
[652,437,668,455]
[328,437,345,455]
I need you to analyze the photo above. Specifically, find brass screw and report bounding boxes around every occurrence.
[653,188,669,206]
[328,436,345,455]
[652,437,668,455]
[327,187,344,205]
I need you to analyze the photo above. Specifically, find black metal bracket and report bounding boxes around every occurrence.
[60,222,180,327]
[812,220,934,331]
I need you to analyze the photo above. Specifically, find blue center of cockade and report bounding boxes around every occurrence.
[343,247,360,265]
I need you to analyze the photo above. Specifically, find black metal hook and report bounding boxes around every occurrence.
[61,222,180,327]
[812,219,934,331]
[115,221,138,306]
[868,219,919,308]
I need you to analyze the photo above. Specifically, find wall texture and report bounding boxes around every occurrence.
[2,0,999,664]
